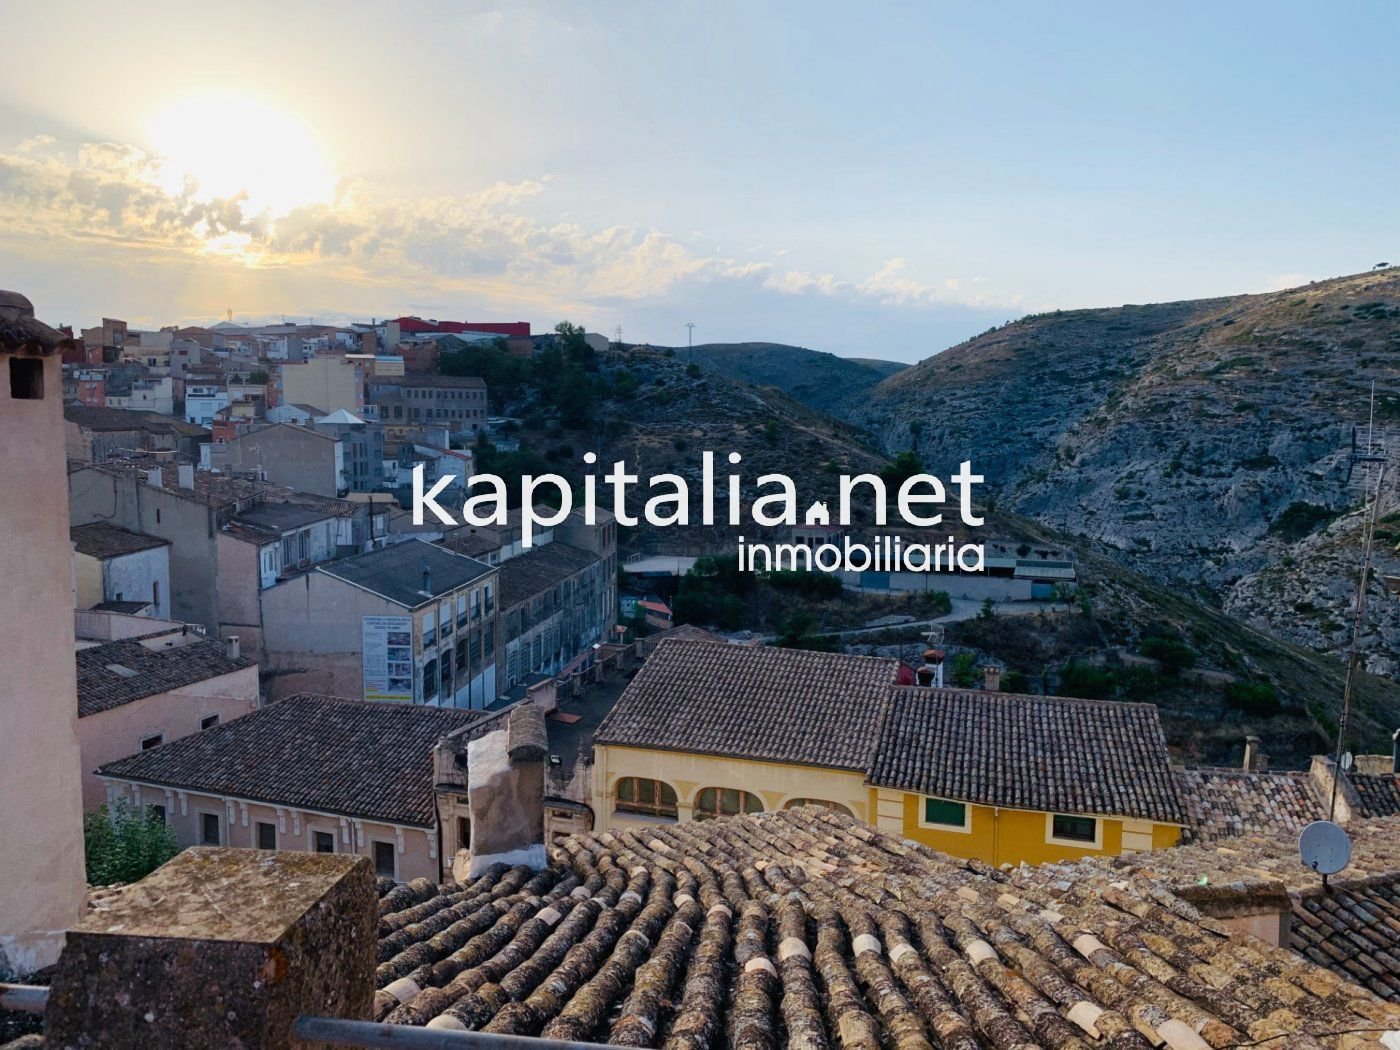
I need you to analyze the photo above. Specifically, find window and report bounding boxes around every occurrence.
[783,798,854,817]
[313,831,335,853]
[200,714,219,730]
[1049,814,1099,846]
[200,812,221,845]
[256,821,276,850]
[373,841,396,878]
[614,777,679,819]
[455,639,467,672]
[140,733,164,751]
[152,581,160,611]
[484,584,494,614]
[921,797,969,831]
[148,804,166,825]
[9,358,43,400]
[423,658,438,701]
[457,816,471,850]
[694,787,763,821]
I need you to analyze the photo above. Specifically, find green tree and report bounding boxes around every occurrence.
[879,450,924,487]
[950,651,979,687]
[84,800,181,886]
[1140,635,1197,676]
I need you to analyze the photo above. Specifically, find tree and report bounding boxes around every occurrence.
[1140,635,1196,676]
[879,450,923,487]
[84,800,181,886]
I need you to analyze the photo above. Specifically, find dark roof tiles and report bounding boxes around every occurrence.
[494,542,600,609]
[319,540,495,608]
[70,523,169,560]
[77,637,255,717]
[1352,772,1400,818]
[594,640,899,770]
[98,694,484,826]
[1176,767,1327,843]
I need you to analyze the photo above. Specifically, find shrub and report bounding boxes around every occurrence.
[949,651,979,688]
[1225,680,1281,717]
[999,669,1029,693]
[1270,502,1337,541]
[84,800,181,886]
[1059,659,1116,700]
[1140,636,1197,675]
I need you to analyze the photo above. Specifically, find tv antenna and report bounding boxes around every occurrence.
[686,322,696,363]
[1298,820,1352,889]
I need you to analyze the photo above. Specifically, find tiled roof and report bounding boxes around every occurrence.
[1291,876,1400,1001]
[593,640,899,770]
[1351,772,1400,818]
[494,542,599,609]
[64,405,206,436]
[319,540,495,609]
[870,686,1187,824]
[98,695,483,826]
[70,523,169,560]
[1176,767,1326,843]
[368,808,1400,1044]
[77,637,255,718]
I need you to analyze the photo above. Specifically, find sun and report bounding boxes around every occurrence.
[146,92,337,218]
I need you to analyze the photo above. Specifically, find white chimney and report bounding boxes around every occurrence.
[145,467,162,488]
[981,664,1001,692]
[226,635,240,661]
[1243,735,1264,772]
[177,463,195,489]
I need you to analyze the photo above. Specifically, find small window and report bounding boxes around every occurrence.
[1051,814,1098,844]
[313,830,335,853]
[922,797,968,829]
[615,777,679,819]
[9,357,43,400]
[148,804,166,825]
[457,816,471,850]
[256,821,276,850]
[200,714,219,730]
[200,812,221,845]
[694,787,763,822]
[141,733,164,751]
[373,841,396,878]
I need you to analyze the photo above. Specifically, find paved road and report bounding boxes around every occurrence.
[771,600,1076,642]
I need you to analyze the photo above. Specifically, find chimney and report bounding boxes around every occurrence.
[462,705,547,877]
[226,635,240,661]
[981,664,1001,692]
[145,467,162,488]
[421,560,432,597]
[916,647,944,688]
[1243,735,1264,772]
[177,463,195,489]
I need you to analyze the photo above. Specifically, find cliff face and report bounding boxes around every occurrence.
[852,270,1400,670]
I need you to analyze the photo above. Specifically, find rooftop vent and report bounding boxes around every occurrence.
[104,663,139,678]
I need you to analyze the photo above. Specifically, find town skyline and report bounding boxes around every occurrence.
[3,1,1397,358]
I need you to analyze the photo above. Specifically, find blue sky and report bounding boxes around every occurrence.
[0,1,1394,360]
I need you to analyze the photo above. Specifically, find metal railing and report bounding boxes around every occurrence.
[0,982,47,1013]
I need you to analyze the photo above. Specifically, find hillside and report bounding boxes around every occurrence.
[682,342,906,416]
[851,269,1400,672]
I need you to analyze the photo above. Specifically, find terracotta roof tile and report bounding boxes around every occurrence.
[369,808,1400,1044]
[1351,773,1400,818]
[77,637,254,717]
[1177,767,1327,843]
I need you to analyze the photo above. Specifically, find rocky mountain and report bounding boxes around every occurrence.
[683,342,906,417]
[851,269,1400,674]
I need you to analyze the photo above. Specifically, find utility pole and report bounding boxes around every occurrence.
[614,324,623,350]
[686,322,696,363]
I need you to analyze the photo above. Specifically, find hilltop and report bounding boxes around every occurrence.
[849,269,1400,673]
[680,341,906,416]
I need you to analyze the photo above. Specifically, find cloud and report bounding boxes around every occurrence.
[1263,272,1313,291]
[0,135,1023,324]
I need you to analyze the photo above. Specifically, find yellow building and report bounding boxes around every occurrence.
[592,640,1185,866]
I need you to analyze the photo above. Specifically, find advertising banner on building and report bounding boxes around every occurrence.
[362,614,414,702]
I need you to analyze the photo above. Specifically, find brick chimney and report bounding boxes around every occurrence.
[981,664,1001,692]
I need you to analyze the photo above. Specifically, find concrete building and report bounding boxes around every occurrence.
[75,629,258,809]
[96,694,493,882]
[495,541,614,688]
[0,290,87,975]
[71,523,172,618]
[314,409,385,492]
[106,375,174,416]
[364,373,488,432]
[184,378,230,425]
[280,356,364,416]
[259,540,498,707]
[208,421,346,497]
[63,404,208,464]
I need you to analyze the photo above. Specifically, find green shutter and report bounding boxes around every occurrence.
[922,797,966,827]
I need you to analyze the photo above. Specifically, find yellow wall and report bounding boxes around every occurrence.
[593,745,870,829]
[594,745,1182,867]
[875,787,1181,866]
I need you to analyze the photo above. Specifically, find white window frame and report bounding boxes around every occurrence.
[918,795,972,834]
[1045,812,1102,849]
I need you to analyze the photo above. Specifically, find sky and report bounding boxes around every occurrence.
[0,1,1396,361]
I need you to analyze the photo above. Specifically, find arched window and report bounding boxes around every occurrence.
[783,798,854,817]
[614,777,678,819]
[694,787,764,821]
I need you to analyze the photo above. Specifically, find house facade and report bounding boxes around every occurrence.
[71,523,172,619]
[207,421,345,497]
[591,640,1186,866]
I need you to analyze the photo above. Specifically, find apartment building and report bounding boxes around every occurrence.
[71,523,171,618]
[364,373,488,432]
[208,421,346,497]
[279,355,364,416]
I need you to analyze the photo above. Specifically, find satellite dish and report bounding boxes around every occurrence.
[1299,820,1352,876]
[926,625,945,647]
[1341,751,1354,771]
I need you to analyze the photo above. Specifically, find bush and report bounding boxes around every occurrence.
[1225,680,1281,717]
[1269,502,1337,541]
[949,651,979,688]
[84,800,180,886]
[999,669,1029,693]
[1058,659,1117,700]
[1140,635,1197,675]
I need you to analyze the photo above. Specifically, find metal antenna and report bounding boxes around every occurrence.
[686,322,696,363]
